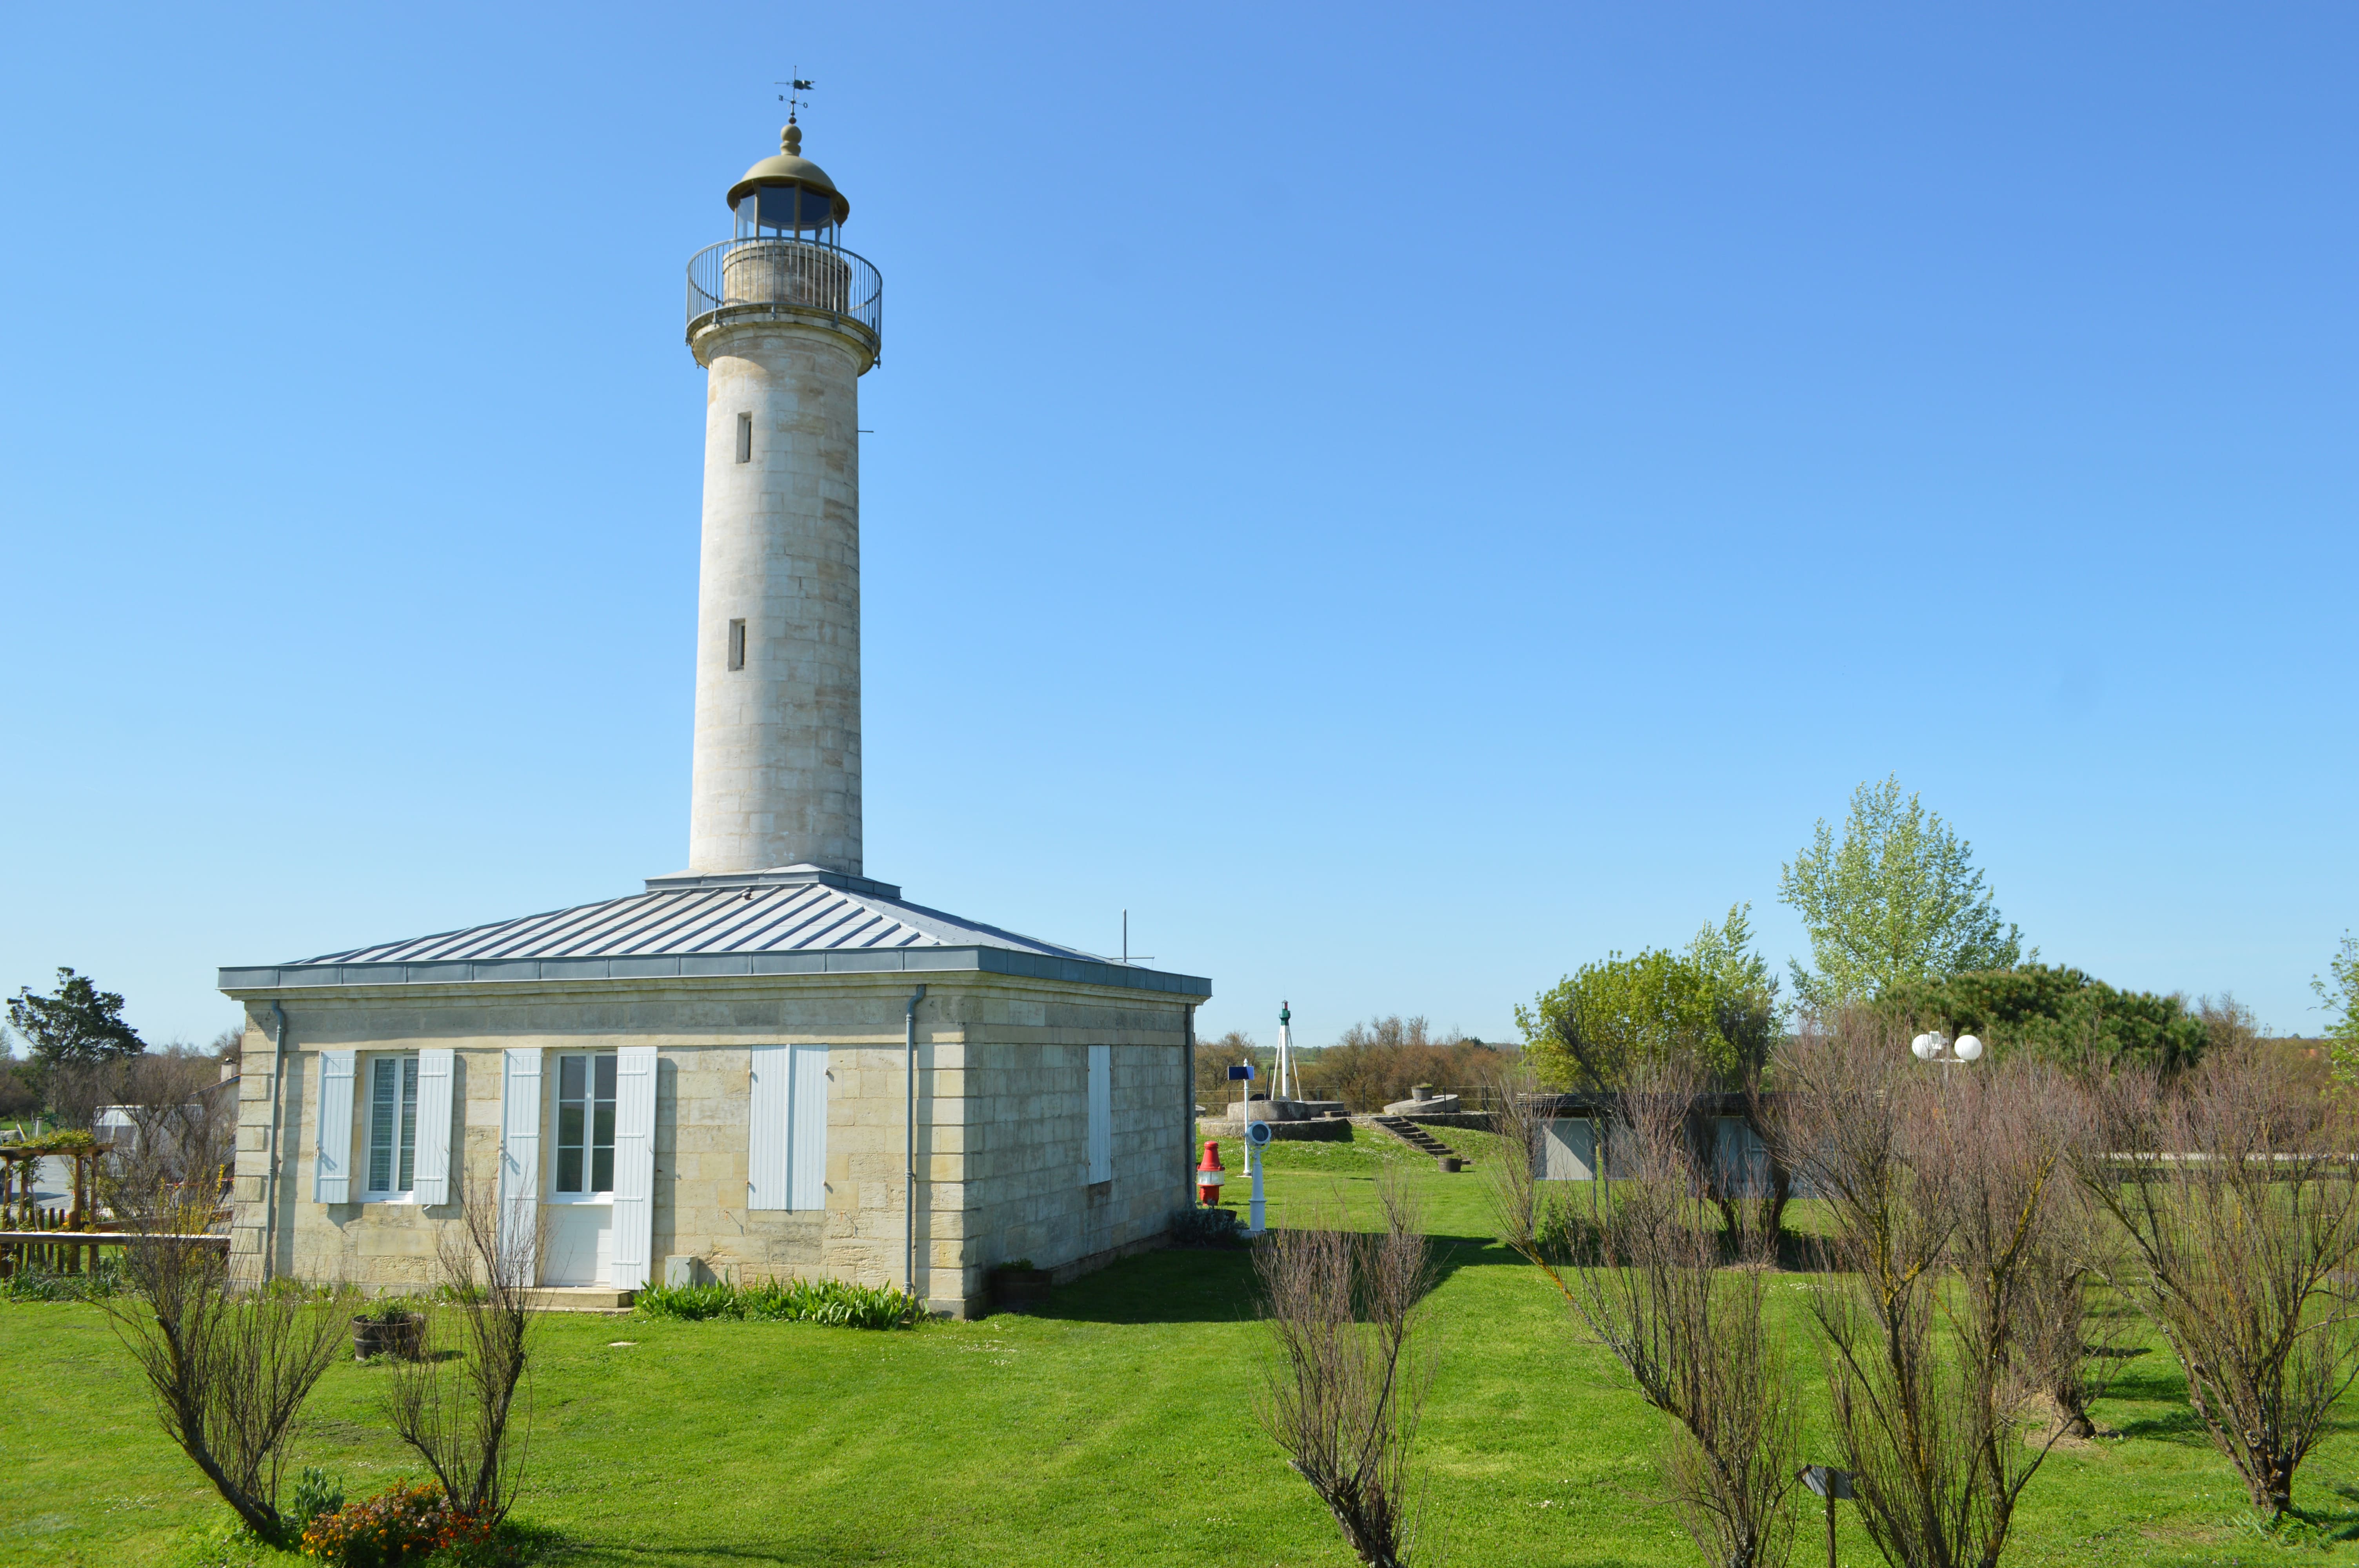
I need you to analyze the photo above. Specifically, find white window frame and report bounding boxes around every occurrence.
[547,1050,619,1207]
[360,1053,422,1203]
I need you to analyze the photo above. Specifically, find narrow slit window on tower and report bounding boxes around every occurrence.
[735,412,752,463]
[727,619,747,671]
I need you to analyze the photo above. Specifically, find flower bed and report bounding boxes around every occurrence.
[299,1481,496,1566]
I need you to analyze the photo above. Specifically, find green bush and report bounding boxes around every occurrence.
[287,1468,345,1534]
[1876,963,2207,1075]
[2,1256,125,1302]
[1166,1206,1244,1249]
[634,1276,918,1329]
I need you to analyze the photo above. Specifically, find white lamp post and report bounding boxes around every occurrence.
[1910,1031,1983,1066]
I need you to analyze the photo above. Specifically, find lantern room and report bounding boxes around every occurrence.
[728,120,850,244]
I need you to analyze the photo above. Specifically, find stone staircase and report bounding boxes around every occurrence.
[1371,1116,1464,1163]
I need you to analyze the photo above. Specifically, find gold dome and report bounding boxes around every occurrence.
[727,121,850,226]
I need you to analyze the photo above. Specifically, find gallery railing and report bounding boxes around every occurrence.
[685,238,883,354]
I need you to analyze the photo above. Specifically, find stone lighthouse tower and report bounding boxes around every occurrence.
[682,118,883,877]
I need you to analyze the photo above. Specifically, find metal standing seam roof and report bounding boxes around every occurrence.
[296,880,1107,967]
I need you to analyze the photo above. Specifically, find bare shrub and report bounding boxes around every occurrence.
[1315,1016,1514,1112]
[1496,1063,1798,1568]
[101,1183,351,1539]
[1780,1014,2090,1568]
[96,1051,236,1221]
[1254,1174,1436,1568]
[2016,1164,2130,1441]
[2073,1044,2359,1515]
[1195,1029,1259,1105]
[382,1178,543,1523]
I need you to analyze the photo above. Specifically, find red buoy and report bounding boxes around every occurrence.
[1196,1140,1226,1205]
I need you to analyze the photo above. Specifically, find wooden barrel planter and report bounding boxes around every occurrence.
[352,1311,427,1361]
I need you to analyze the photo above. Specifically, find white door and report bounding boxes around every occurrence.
[544,1051,619,1287]
[543,1204,613,1286]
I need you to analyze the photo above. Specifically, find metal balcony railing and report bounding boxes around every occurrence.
[685,238,883,354]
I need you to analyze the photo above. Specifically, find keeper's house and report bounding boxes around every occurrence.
[218,122,1208,1318]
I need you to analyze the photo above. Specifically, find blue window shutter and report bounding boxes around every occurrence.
[411,1049,454,1206]
[314,1051,356,1203]
[498,1049,542,1281]
[747,1045,789,1210]
[1087,1045,1112,1185]
[789,1045,829,1211]
[610,1046,658,1289]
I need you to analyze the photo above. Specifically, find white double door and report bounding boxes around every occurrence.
[502,1045,654,1289]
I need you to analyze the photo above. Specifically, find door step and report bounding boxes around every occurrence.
[522,1287,635,1312]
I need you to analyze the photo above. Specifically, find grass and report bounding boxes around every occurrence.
[5,1126,2357,1566]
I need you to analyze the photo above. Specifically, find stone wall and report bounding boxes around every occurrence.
[688,318,869,877]
[224,969,1198,1316]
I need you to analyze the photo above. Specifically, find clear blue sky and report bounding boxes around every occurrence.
[2,5,2352,1050]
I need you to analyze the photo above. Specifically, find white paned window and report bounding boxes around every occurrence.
[553,1053,617,1196]
[364,1054,421,1200]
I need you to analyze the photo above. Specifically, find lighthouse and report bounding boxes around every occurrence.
[219,119,1209,1317]
[682,115,883,877]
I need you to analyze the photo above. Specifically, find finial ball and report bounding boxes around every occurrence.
[782,122,803,155]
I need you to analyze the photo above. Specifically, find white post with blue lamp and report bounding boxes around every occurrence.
[1245,1119,1272,1235]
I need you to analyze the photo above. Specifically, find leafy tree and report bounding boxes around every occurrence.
[1518,948,1752,1092]
[1686,902,1782,1083]
[2316,933,2359,1083]
[6,967,145,1067]
[1193,1029,1258,1105]
[1685,902,1777,1005]
[1779,775,2024,1009]
[1878,963,2206,1076]
[0,1057,40,1120]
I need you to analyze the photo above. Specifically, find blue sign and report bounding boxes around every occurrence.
[1227,1064,1255,1080]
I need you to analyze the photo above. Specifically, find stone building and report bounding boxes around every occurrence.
[218,119,1209,1317]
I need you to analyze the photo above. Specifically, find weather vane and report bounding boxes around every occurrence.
[775,76,814,121]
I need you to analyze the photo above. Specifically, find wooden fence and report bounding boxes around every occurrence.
[0,1207,229,1277]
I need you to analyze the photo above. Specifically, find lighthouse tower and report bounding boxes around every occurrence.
[682,118,883,877]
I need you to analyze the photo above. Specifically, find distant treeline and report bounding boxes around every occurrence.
[1195,1016,1514,1113]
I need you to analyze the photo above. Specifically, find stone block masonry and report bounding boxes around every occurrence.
[222,969,1197,1318]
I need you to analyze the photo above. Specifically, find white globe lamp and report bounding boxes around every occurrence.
[1954,1034,1984,1062]
[1911,1033,1936,1060]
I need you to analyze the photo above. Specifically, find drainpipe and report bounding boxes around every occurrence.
[260,1002,291,1282]
[1183,1005,1198,1216]
[904,985,926,1303]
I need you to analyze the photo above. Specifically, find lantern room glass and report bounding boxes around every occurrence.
[735,183,841,245]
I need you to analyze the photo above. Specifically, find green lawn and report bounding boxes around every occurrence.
[4,1127,2354,1567]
